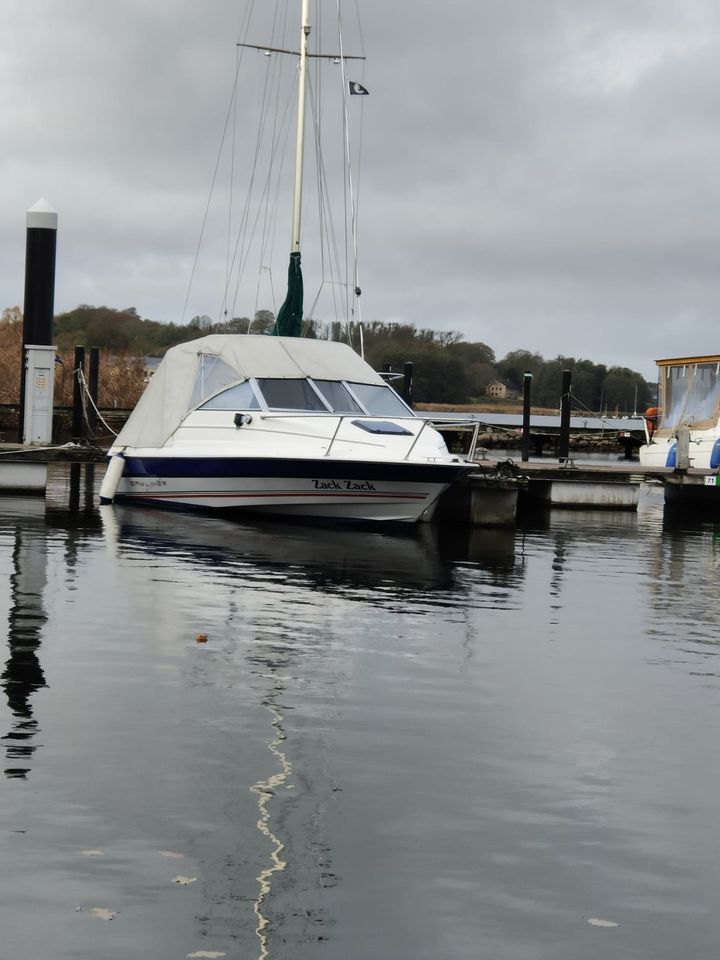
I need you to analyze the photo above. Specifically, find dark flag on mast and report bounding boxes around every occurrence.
[272,251,303,337]
[349,81,369,95]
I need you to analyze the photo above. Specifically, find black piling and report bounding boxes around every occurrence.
[87,347,100,442]
[71,346,86,442]
[18,200,57,441]
[521,372,532,462]
[558,369,572,462]
[403,362,414,407]
[68,463,81,515]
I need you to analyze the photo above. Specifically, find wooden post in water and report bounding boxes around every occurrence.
[558,369,572,462]
[18,200,57,441]
[521,372,532,462]
[403,362,414,407]
[87,347,100,442]
[675,426,690,471]
[72,346,86,442]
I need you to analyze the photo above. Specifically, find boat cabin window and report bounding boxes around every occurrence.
[199,380,261,411]
[256,378,327,411]
[190,355,243,409]
[661,362,720,429]
[312,379,363,413]
[346,382,412,417]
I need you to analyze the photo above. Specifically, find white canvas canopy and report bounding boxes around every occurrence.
[114,335,387,449]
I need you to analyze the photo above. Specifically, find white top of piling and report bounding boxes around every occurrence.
[27,198,57,230]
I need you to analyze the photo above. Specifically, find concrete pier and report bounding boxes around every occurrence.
[437,476,520,527]
[518,462,642,510]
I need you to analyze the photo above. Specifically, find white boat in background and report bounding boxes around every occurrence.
[99,334,473,522]
[639,355,720,470]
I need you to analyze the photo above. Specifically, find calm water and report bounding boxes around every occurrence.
[1,467,720,959]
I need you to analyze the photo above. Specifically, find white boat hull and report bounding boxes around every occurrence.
[109,455,471,523]
[639,433,720,470]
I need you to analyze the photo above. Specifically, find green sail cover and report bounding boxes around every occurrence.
[272,251,303,337]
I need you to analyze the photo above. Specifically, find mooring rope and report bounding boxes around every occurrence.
[75,367,119,438]
[0,443,89,457]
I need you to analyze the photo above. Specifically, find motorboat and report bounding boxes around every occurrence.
[638,355,720,470]
[98,2,477,521]
[97,3,479,522]
[99,334,475,522]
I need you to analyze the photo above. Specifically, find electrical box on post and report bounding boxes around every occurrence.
[23,344,56,445]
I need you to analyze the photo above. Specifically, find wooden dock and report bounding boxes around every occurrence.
[0,443,717,526]
[440,458,720,525]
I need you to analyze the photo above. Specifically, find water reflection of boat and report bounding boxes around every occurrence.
[103,505,517,600]
[105,505,452,594]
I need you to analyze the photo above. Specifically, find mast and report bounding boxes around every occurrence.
[237,1,363,337]
[291,0,310,255]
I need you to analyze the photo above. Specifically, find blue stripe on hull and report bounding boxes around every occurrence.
[122,455,469,484]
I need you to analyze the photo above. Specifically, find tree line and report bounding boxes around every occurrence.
[2,304,653,412]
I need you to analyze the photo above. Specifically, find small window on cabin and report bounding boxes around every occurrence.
[189,355,242,409]
[347,382,412,417]
[199,380,261,411]
[312,379,363,413]
[256,378,327,411]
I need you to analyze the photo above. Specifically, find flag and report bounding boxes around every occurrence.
[349,81,369,96]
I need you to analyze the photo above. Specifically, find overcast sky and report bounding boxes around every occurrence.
[3,0,720,379]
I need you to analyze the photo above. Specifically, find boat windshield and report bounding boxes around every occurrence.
[660,362,720,429]
[256,378,327,411]
[347,382,412,417]
[312,380,363,413]
[195,376,413,416]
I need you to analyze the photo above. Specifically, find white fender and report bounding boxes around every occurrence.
[98,453,126,504]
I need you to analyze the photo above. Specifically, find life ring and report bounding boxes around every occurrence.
[644,406,659,437]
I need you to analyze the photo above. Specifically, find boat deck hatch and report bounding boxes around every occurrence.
[351,419,412,435]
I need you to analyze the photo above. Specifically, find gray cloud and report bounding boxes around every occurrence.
[3,0,720,380]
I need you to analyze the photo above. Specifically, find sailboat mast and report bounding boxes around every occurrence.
[290,0,310,255]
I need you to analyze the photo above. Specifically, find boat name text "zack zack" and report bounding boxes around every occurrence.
[313,479,377,492]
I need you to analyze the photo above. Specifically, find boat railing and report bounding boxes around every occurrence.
[258,412,415,456]
[404,418,481,462]
[257,413,480,461]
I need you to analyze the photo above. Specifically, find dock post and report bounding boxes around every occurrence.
[72,346,86,442]
[558,369,572,461]
[521,372,532,462]
[87,347,100,442]
[675,426,690,471]
[403,362,414,407]
[18,200,57,442]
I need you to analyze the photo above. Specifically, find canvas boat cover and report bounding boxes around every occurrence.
[114,334,388,449]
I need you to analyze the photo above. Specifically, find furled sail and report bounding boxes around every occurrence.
[272,251,303,337]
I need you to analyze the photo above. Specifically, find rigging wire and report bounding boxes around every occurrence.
[187,0,367,344]
[340,0,366,353]
[225,45,240,316]
[306,74,348,336]
[181,1,257,324]
[223,24,293,324]
[180,53,243,326]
